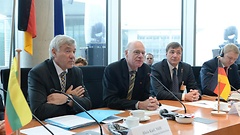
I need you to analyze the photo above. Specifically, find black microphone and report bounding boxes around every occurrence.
[148,73,187,113]
[50,89,103,135]
[0,88,54,135]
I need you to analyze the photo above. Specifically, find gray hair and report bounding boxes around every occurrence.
[49,35,76,59]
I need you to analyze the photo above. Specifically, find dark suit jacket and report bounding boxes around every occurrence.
[151,59,199,100]
[103,58,151,110]
[200,57,240,95]
[28,59,92,120]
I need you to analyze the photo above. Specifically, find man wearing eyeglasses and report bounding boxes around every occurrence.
[103,40,159,111]
[145,53,154,66]
[151,42,201,101]
[200,43,240,96]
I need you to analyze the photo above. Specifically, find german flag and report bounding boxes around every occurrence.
[18,0,36,55]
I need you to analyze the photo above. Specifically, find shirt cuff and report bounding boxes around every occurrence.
[181,93,185,101]
[135,101,139,109]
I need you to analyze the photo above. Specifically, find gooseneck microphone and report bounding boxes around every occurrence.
[50,88,103,135]
[0,88,54,135]
[148,73,187,113]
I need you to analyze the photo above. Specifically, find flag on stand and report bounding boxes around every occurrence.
[207,67,231,100]
[18,0,37,55]
[4,57,32,135]
[54,0,64,36]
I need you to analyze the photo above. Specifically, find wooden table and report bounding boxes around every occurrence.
[20,95,240,135]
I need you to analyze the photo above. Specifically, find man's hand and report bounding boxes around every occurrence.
[138,97,159,111]
[185,89,200,101]
[47,93,68,105]
[66,85,85,97]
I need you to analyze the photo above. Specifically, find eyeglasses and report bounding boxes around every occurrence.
[147,58,153,60]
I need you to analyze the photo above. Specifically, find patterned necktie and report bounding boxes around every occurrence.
[127,71,136,100]
[60,71,66,92]
[172,68,179,92]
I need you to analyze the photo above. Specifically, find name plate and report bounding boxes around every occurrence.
[127,119,172,135]
[228,102,240,116]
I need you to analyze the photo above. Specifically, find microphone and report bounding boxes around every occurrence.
[50,89,103,135]
[148,73,187,113]
[0,88,54,135]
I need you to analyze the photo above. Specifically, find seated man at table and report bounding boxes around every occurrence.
[151,42,201,101]
[103,40,159,110]
[28,35,92,120]
[200,43,240,96]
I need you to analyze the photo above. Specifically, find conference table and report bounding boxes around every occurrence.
[21,95,240,135]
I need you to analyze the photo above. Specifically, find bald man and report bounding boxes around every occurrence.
[103,40,159,111]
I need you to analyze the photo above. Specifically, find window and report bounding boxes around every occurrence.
[0,0,12,67]
[121,0,182,64]
[196,0,240,66]
[64,0,107,65]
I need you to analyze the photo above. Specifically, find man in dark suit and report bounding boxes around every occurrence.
[103,40,159,110]
[151,42,200,101]
[200,43,240,96]
[28,35,92,120]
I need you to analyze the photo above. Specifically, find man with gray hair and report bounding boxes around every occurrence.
[28,35,92,120]
[200,43,240,96]
[103,40,159,110]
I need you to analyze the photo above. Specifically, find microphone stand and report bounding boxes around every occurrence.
[0,88,54,135]
[149,74,187,113]
[51,89,103,135]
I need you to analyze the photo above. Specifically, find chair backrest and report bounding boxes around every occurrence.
[79,65,106,109]
[0,66,106,109]
[0,68,31,104]
[191,66,202,90]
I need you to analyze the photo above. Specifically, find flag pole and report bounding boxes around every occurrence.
[9,0,17,68]
[211,56,226,116]
[15,48,22,135]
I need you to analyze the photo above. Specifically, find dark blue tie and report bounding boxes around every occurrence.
[172,68,178,92]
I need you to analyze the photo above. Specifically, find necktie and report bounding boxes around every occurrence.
[127,71,136,100]
[60,71,67,92]
[172,68,179,92]
[224,67,228,75]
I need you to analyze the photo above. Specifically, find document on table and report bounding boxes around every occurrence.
[45,115,95,130]
[45,109,122,130]
[184,100,215,108]
[20,124,75,135]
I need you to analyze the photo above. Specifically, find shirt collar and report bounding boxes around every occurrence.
[53,60,68,76]
[167,61,179,70]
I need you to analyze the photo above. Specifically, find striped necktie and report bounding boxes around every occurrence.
[60,71,66,92]
[172,68,179,92]
[127,71,136,100]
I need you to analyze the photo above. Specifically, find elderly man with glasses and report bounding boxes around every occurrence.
[103,40,159,111]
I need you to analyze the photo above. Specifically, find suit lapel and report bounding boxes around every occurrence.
[178,62,183,84]
[121,59,129,93]
[47,59,62,91]
[162,60,171,83]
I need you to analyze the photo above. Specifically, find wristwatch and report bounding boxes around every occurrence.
[66,95,71,104]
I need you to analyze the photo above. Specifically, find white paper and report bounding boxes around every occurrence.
[185,100,216,108]
[20,124,75,135]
